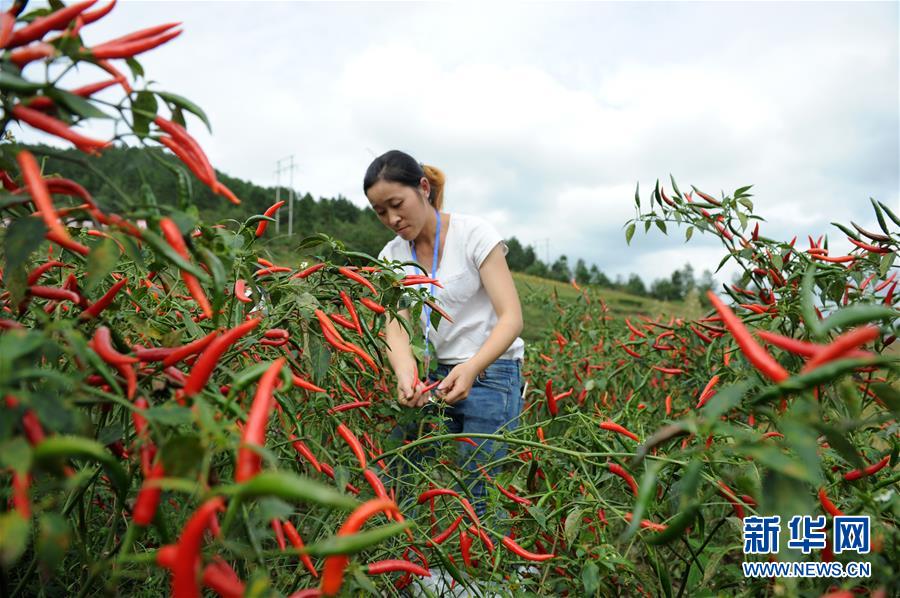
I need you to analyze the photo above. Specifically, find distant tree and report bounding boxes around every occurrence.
[505,237,535,271]
[574,259,591,284]
[550,255,572,282]
[591,265,612,287]
[525,260,550,278]
[625,273,646,296]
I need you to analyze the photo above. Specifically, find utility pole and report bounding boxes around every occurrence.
[273,156,298,235]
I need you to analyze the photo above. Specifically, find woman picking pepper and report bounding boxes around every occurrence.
[363,150,525,519]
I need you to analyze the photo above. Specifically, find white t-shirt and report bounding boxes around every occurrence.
[377,213,526,365]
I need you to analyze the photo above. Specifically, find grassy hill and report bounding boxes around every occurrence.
[512,271,702,342]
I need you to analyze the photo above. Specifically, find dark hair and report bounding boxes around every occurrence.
[363,150,446,210]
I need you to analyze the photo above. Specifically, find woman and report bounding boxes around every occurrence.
[364,149,525,516]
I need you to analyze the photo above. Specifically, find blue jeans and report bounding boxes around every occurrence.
[389,358,524,519]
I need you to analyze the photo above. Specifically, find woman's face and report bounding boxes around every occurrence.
[366,178,430,241]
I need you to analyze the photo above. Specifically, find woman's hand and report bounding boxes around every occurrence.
[436,362,477,405]
[396,364,420,408]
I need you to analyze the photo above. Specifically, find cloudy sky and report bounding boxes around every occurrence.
[9,0,900,288]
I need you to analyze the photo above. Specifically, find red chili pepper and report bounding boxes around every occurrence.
[158,219,210,311]
[802,325,881,373]
[651,365,685,375]
[327,401,371,414]
[292,262,327,279]
[27,285,80,304]
[339,291,363,335]
[158,136,212,185]
[429,515,464,545]
[818,487,845,517]
[235,358,284,482]
[608,463,638,496]
[320,498,398,596]
[263,328,289,340]
[467,523,494,553]
[6,0,98,48]
[283,519,319,578]
[201,557,245,598]
[706,290,788,382]
[13,106,110,153]
[358,297,385,314]
[78,277,128,319]
[17,151,74,242]
[599,421,639,442]
[843,455,890,481]
[336,423,367,469]
[624,318,647,338]
[617,341,643,359]
[289,435,323,472]
[695,374,720,409]
[716,480,746,520]
[328,312,357,332]
[133,461,165,526]
[90,326,138,365]
[417,488,461,503]
[367,559,430,577]
[401,275,444,289]
[162,331,219,367]
[181,318,260,397]
[80,0,116,24]
[233,279,252,303]
[500,536,555,561]
[290,370,326,393]
[459,528,473,568]
[10,42,55,67]
[337,267,377,295]
[495,483,532,506]
[172,496,226,598]
[255,200,285,237]
[623,512,667,532]
[94,22,180,48]
[545,380,558,416]
[154,116,214,183]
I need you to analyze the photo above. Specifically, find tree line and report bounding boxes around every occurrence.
[24,144,711,305]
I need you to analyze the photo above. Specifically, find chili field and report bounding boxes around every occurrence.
[1,4,898,598]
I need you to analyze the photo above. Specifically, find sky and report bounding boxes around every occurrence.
[8,0,900,289]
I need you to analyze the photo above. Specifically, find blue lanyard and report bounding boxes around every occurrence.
[409,208,441,358]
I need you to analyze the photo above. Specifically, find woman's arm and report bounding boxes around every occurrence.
[437,244,523,404]
[384,308,420,406]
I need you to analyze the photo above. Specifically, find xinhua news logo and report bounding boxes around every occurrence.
[741,515,872,578]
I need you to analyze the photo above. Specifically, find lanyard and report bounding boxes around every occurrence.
[409,208,441,365]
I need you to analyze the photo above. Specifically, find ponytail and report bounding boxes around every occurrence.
[421,164,445,211]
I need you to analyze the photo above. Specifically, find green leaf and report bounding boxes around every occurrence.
[564,507,584,545]
[131,91,158,137]
[817,425,865,471]
[0,71,44,93]
[737,210,748,230]
[743,445,817,483]
[644,220,652,233]
[36,513,70,572]
[685,226,694,243]
[734,184,754,198]
[302,522,410,557]
[871,383,900,417]
[771,252,783,272]
[582,562,600,595]
[84,239,119,294]
[714,252,731,274]
[48,89,112,119]
[0,437,32,472]
[144,404,193,426]
[634,181,640,209]
[3,216,46,304]
[738,198,754,211]
[0,512,30,567]
[124,57,145,80]
[160,434,204,478]
[226,471,359,510]
[655,220,667,235]
[879,252,895,279]
[625,223,636,246]
[669,175,682,198]
[156,91,212,133]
